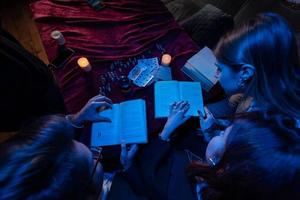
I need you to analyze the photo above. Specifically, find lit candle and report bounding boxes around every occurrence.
[161,54,172,66]
[51,30,65,46]
[77,57,92,72]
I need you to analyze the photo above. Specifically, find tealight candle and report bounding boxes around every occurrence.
[51,30,65,46]
[161,54,172,66]
[77,57,92,72]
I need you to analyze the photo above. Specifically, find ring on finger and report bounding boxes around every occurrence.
[174,103,181,109]
[182,105,189,111]
[171,102,177,107]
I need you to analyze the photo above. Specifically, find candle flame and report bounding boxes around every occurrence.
[161,54,172,66]
[77,57,90,68]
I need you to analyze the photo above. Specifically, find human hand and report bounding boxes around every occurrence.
[69,95,113,127]
[120,142,139,170]
[160,101,191,141]
[198,107,216,132]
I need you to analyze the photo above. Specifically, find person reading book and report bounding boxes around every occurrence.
[0,94,112,199]
[0,94,140,200]
[0,115,103,200]
[201,11,300,137]
[106,12,300,200]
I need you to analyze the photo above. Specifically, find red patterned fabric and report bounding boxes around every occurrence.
[30,0,199,133]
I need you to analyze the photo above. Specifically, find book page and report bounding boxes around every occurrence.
[154,81,180,118]
[179,82,204,116]
[91,104,121,146]
[120,99,147,144]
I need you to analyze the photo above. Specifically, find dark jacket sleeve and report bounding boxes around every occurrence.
[0,27,66,131]
[120,138,173,199]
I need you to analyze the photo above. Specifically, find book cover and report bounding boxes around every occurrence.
[181,47,218,91]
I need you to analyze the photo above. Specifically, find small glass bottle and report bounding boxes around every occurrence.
[119,76,132,93]
[51,30,67,55]
[87,0,105,10]
[51,30,65,46]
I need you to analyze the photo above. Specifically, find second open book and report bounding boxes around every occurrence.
[91,99,147,147]
[91,81,204,146]
[154,81,204,118]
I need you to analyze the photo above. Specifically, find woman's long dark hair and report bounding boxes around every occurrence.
[0,115,90,200]
[188,114,300,200]
[214,12,300,119]
[188,13,300,200]
[0,28,66,131]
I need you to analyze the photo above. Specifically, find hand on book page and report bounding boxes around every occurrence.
[69,94,113,127]
[154,81,179,118]
[91,99,147,147]
[155,81,204,118]
[179,81,204,116]
[160,101,192,140]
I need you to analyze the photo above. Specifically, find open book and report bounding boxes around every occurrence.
[91,99,147,147]
[181,47,218,91]
[154,81,204,118]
